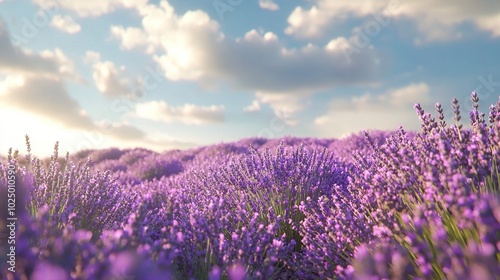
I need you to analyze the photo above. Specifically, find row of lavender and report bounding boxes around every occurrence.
[1,92,499,279]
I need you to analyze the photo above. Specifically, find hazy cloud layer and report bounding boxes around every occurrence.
[314,82,432,136]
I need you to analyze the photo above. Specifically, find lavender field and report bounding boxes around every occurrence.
[1,93,499,279]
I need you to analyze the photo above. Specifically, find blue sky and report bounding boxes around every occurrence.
[0,0,499,156]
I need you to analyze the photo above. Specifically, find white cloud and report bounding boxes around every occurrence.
[0,107,92,158]
[476,14,500,38]
[243,100,261,112]
[92,62,130,96]
[83,51,100,63]
[50,15,81,34]
[134,100,225,125]
[0,75,95,130]
[0,74,24,96]
[32,0,148,17]
[0,73,150,144]
[254,91,308,126]
[285,1,390,38]
[0,17,194,155]
[0,20,79,80]
[85,51,133,97]
[259,0,279,11]
[142,132,198,151]
[0,24,147,144]
[39,48,80,80]
[0,21,89,129]
[285,0,500,43]
[313,82,432,137]
[112,1,380,119]
[111,26,153,52]
[148,7,223,82]
[106,123,145,140]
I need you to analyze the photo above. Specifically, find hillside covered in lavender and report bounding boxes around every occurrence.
[1,93,500,279]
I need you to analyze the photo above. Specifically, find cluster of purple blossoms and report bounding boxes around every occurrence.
[1,91,499,279]
[333,92,500,279]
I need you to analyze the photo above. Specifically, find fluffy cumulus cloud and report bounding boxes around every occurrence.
[134,100,225,125]
[111,1,380,119]
[85,51,134,97]
[50,15,81,34]
[243,100,261,113]
[285,0,500,43]
[111,26,152,52]
[259,0,279,11]
[32,0,148,18]
[314,82,432,137]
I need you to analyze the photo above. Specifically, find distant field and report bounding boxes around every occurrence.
[1,93,499,279]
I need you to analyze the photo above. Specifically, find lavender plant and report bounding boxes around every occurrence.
[192,143,350,253]
[1,92,499,280]
[342,92,500,279]
[3,136,137,240]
